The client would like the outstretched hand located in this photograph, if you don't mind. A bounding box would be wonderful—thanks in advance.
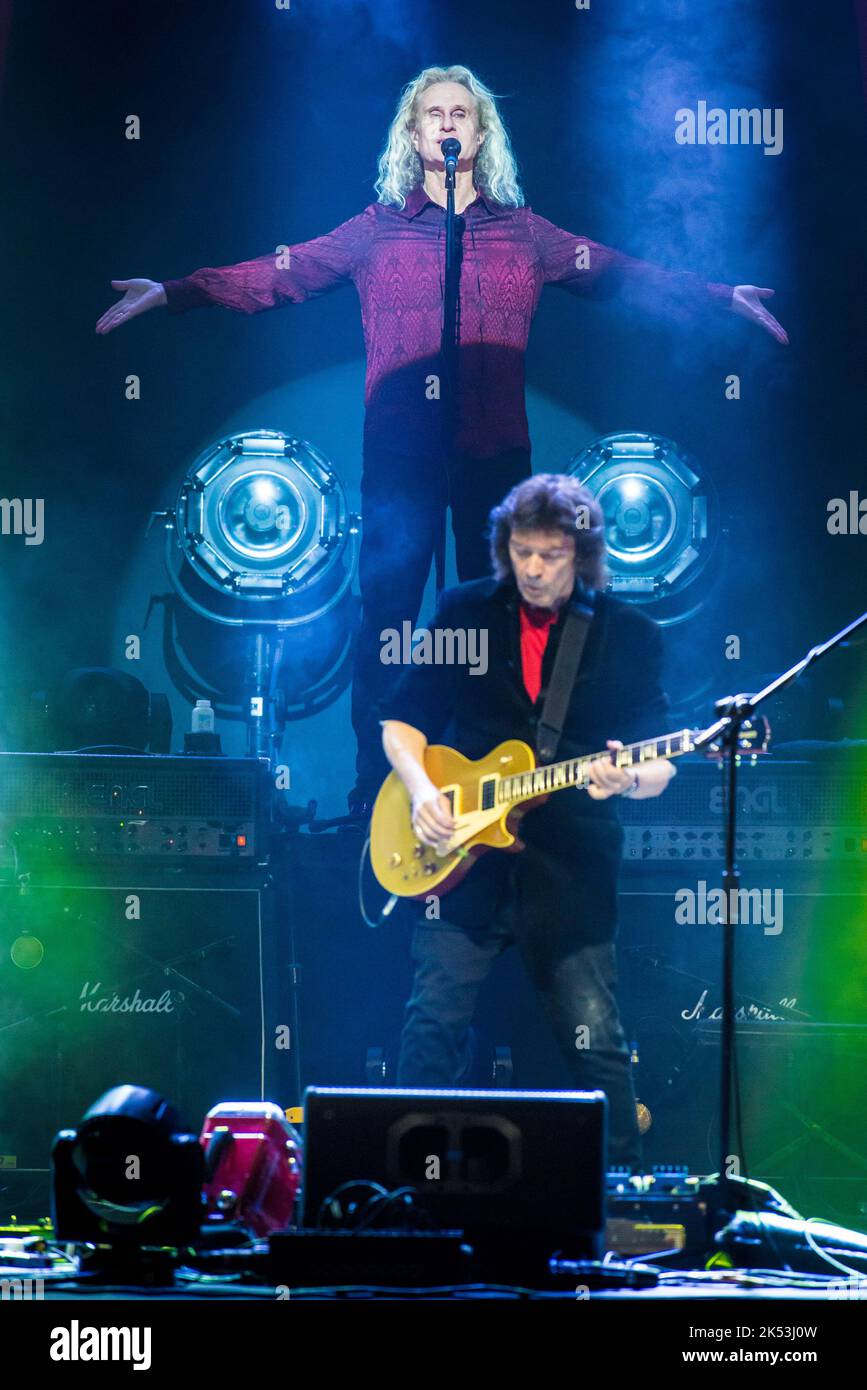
[95,278,167,334]
[731,285,788,345]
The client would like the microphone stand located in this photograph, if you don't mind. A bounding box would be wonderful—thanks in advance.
[692,607,867,1241]
[435,140,462,597]
[442,148,461,386]
[444,154,457,287]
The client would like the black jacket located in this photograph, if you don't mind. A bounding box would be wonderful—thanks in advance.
[377,575,670,945]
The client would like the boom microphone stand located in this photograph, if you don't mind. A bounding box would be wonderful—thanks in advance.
[692,606,867,1236]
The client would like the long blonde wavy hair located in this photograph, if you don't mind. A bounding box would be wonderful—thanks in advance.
[375,65,524,210]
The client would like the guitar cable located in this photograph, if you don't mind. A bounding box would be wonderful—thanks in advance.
[358,830,399,929]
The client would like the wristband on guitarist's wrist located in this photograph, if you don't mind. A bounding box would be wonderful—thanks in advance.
[622,771,640,798]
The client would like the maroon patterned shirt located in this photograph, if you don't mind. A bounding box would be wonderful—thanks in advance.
[163,184,734,461]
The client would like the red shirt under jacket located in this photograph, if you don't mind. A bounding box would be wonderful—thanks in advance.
[519,601,559,703]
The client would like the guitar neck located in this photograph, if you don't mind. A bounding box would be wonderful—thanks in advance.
[499,729,698,807]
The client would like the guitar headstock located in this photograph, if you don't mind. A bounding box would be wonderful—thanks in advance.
[700,715,772,760]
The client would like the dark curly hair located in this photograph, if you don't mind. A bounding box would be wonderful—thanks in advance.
[488,473,608,588]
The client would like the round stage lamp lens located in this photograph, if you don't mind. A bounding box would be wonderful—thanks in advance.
[599,473,678,562]
[569,432,719,616]
[218,472,303,557]
[175,430,351,600]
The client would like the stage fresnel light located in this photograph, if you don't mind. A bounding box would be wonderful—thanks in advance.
[569,432,721,626]
[153,430,360,755]
[171,430,357,609]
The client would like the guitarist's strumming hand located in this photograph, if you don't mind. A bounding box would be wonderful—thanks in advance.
[381,719,458,856]
[587,740,677,801]
[411,784,457,856]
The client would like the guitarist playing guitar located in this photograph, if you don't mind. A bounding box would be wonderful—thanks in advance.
[377,473,678,1167]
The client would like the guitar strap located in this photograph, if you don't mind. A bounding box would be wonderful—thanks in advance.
[535,590,595,765]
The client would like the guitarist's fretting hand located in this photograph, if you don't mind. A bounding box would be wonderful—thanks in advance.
[587,739,676,800]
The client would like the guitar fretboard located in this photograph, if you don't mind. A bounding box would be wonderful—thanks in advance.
[496,729,697,805]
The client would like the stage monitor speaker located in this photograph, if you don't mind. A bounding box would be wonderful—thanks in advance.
[299,1085,607,1258]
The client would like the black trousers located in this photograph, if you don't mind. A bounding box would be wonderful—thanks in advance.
[395,914,641,1166]
[351,446,531,794]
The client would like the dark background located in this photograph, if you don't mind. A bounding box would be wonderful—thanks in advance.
[0,0,866,1182]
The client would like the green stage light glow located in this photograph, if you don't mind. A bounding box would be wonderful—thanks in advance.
[10,935,44,970]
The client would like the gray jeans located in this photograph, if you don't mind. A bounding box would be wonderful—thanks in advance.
[396,915,641,1166]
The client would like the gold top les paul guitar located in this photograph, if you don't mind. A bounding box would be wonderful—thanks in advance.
[370,718,770,900]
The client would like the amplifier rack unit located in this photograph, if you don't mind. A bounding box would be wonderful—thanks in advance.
[0,751,273,869]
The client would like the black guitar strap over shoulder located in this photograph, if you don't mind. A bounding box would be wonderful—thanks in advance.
[535,591,595,765]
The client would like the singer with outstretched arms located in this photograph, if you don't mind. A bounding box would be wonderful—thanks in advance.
[95,63,787,813]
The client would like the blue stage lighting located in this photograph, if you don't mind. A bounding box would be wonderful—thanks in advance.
[175,430,353,600]
[569,432,719,615]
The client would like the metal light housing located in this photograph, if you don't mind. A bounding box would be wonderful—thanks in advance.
[569,432,719,622]
[175,430,351,601]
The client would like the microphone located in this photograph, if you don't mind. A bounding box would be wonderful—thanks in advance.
[441,137,461,176]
